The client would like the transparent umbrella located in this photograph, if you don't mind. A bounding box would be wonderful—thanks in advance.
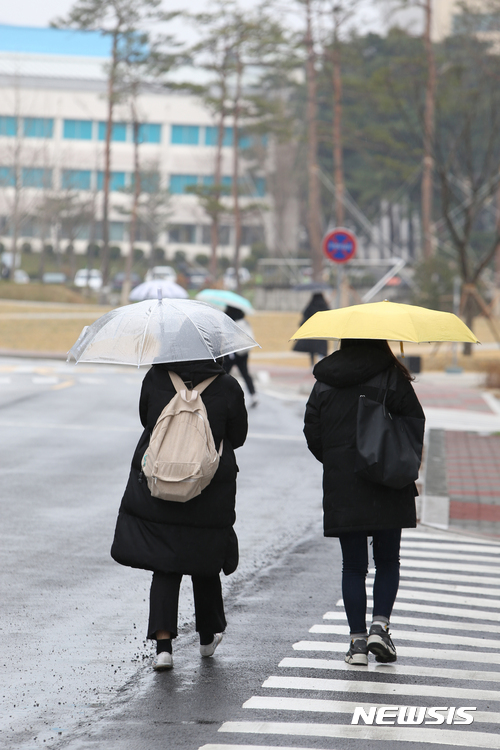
[129,279,188,301]
[67,298,260,366]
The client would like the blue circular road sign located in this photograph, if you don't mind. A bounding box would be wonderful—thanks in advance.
[322,228,357,264]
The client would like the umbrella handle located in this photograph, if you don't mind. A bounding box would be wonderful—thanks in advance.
[157,289,163,301]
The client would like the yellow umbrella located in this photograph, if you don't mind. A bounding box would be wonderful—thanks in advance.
[290,300,479,344]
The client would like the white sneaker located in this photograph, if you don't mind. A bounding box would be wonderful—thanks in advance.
[200,632,223,657]
[152,651,173,670]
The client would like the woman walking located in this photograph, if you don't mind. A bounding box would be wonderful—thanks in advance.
[293,292,329,367]
[303,338,424,665]
[111,358,247,670]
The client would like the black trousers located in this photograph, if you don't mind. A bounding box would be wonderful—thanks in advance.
[224,353,256,395]
[147,571,227,640]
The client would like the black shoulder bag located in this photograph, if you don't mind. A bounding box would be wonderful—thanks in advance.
[355,369,425,489]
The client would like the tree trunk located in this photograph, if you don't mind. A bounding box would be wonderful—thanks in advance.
[422,0,436,259]
[305,0,323,282]
[121,113,140,307]
[100,31,118,291]
[232,54,243,293]
[332,31,344,227]
[210,102,226,280]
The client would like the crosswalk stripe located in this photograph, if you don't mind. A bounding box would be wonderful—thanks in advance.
[402,531,498,545]
[323,611,500,634]
[218,721,500,748]
[293,640,500,665]
[401,541,500,555]
[262,675,499,701]
[369,567,500,586]
[279,657,500,684]
[367,577,500,597]
[243,696,500,726]
[399,549,500,564]
[366,588,500,609]
[339,598,500,621]
[400,558,500,574]
[310,624,499,649]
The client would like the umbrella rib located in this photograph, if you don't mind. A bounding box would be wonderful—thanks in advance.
[137,301,157,366]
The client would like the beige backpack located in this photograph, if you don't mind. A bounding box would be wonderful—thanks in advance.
[142,371,222,502]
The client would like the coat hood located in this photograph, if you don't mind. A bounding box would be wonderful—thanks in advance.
[313,345,393,388]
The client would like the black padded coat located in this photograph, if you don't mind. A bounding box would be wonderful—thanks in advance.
[304,346,425,537]
[111,359,248,576]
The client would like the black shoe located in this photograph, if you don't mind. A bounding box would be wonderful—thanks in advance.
[345,638,368,665]
[367,623,397,663]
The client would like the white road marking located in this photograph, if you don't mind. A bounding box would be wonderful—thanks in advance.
[293,640,500,664]
[339,598,500,621]
[310,624,499,649]
[201,746,334,750]
[0,377,11,384]
[403,531,498,545]
[401,558,500,574]
[323,610,500,634]
[399,549,500,565]
[279,657,500,684]
[0,420,137,432]
[31,376,59,385]
[377,588,500,609]
[262,675,499,701]
[243,696,500,725]
[247,431,304,442]
[218,721,500,748]
[367,577,500,597]
[401,541,500,555]
[369,567,500,586]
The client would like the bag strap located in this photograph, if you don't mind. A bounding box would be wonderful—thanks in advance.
[168,371,219,402]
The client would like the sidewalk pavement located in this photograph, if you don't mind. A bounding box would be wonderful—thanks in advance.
[251,361,500,539]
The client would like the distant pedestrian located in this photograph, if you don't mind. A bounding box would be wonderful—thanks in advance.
[303,338,425,665]
[223,305,258,407]
[293,292,330,367]
[111,359,248,670]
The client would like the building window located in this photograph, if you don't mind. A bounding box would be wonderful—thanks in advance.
[63,119,93,140]
[201,224,230,245]
[98,121,127,142]
[171,125,199,145]
[169,224,196,243]
[241,225,265,245]
[97,171,126,191]
[0,166,15,187]
[169,174,198,194]
[238,133,251,149]
[253,177,266,197]
[110,221,125,241]
[138,123,161,143]
[138,171,160,193]
[204,126,233,147]
[22,168,52,189]
[23,118,54,138]
[61,169,91,190]
[201,175,232,191]
[0,116,17,137]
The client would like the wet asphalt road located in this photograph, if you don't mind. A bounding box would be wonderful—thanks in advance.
[0,359,324,749]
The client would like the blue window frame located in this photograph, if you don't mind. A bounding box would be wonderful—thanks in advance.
[139,171,160,193]
[63,119,92,140]
[0,116,17,137]
[61,169,91,190]
[0,166,15,186]
[97,171,126,191]
[98,121,127,142]
[201,175,232,190]
[204,126,233,147]
[238,133,251,149]
[138,123,161,143]
[171,125,199,145]
[110,221,125,241]
[22,168,52,188]
[169,174,198,194]
[23,118,53,138]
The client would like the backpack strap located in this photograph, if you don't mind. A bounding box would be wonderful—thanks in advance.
[168,371,219,402]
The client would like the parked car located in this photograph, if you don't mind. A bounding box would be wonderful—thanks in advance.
[183,267,210,290]
[111,272,142,291]
[144,266,177,283]
[224,267,251,290]
[74,268,103,291]
[42,272,67,285]
[13,269,30,284]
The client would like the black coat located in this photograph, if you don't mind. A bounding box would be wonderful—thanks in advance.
[304,346,425,536]
[111,359,248,577]
[293,293,329,357]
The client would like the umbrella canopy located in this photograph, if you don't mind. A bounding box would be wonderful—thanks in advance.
[67,298,259,367]
[290,300,479,344]
[196,288,254,315]
[129,279,188,301]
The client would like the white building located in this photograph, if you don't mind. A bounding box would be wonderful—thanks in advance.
[0,24,285,264]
